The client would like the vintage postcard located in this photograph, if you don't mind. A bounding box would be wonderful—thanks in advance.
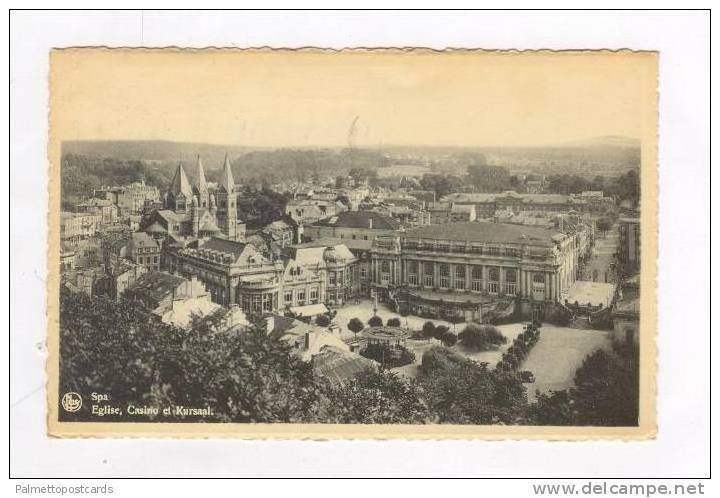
[47,48,657,439]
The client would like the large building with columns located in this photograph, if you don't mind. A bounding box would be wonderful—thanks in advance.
[369,222,583,322]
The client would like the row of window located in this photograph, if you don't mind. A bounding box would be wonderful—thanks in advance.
[283,287,320,306]
[137,256,158,265]
[403,242,520,257]
[328,269,352,285]
[404,262,519,282]
[407,273,519,294]
[241,293,274,312]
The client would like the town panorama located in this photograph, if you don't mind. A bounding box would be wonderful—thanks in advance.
[58,140,641,427]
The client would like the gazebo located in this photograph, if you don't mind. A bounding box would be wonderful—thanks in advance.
[359,326,412,347]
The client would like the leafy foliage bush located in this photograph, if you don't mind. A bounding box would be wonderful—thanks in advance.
[315,314,331,327]
[418,352,528,425]
[367,315,383,327]
[440,332,458,347]
[59,288,636,427]
[419,346,465,375]
[386,317,401,327]
[529,343,639,426]
[322,369,434,424]
[495,323,541,372]
[421,321,436,338]
[347,317,364,335]
[59,289,326,423]
[458,323,507,351]
[359,343,415,369]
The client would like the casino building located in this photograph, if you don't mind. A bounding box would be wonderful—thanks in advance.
[369,221,586,322]
[165,236,357,314]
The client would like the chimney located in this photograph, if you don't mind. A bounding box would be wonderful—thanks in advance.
[304,331,311,350]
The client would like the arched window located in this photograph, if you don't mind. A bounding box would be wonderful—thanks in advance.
[472,266,483,280]
[505,269,517,282]
[489,268,500,281]
[533,272,545,284]
[439,264,450,288]
[381,261,390,273]
[409,261,419,274]
[455,265,465,277]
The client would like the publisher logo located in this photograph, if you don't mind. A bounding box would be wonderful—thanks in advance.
[61,392,82,413]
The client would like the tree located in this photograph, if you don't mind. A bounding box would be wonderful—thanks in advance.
[419,346,465,374]
[367,315,383,327]
[418,353,528,424]
[441,332,457,347]
[387,317,401,327]
[466,164,512,192]
[324,370,434,424]
[433,324,450,341]
[347,317,364,336]
[315,314,331,327]
[458,323,507,351]
[359,343,415,369]
[421,321,436,339]
[527,344,639,427]
[59,289,328,423]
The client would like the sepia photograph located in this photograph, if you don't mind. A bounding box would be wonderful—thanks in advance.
[46,48,657,439]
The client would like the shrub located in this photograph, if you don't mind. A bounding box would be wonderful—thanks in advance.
[421,321,436,338]
[420,346,465,374]
[387,317,401,327]
[367,315,383,327]
[440,332,457,347]
[347,317,364,335]
[433,324,449,340]
[458,323,507,351]
[315,314,331,327]
[360,342,415,369]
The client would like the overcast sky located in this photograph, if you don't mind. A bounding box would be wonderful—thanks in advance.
[51,49,656,148]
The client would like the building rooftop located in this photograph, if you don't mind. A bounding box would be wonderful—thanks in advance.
[310,211,401,230]
[291,237,372,252]
[199,237,248,258]
[402,221,563,247]
[127,271,187,305]
[312,346,377,386]
[131,231,159,249]
[443,191,579,205]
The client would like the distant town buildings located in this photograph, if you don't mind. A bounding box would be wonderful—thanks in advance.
[443,190,614,217]
[304,211,401,244]
[61,212,102,241]
[94,181,160,215]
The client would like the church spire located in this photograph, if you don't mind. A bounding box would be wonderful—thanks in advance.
[194,154,209,194]
[220,153,235,193]
[168,162,193,199]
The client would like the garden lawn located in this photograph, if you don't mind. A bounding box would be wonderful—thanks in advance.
[331,299,455,341]
[520,326,613,401]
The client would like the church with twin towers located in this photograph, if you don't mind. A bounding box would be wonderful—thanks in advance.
[161,153,243,241]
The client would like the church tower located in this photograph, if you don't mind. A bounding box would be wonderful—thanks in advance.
[165,162,193,213]
[192,154,210,209]
[216,153,239,240]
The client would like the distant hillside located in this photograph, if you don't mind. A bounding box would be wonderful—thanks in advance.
[61,141,263,170]
[554,135,641,149]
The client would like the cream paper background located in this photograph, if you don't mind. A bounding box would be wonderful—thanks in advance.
[9,10,709,477]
